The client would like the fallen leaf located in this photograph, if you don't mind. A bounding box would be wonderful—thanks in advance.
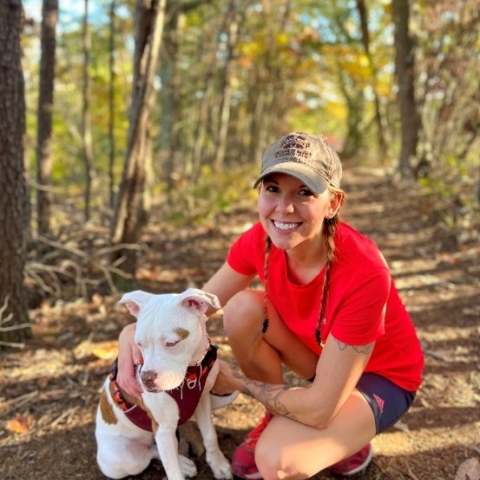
[92,341,118,360]
[6,414,33,434]
[455,457,480,480]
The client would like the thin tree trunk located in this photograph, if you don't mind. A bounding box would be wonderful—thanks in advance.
[249,0,292,157]
[0,0,31,348]
[108,0,116,209]
[393,0,420,179]
[214,0,244,171]
[356,0,387,160]
[36,0,58,236]
[190,33,218,177]
[110,0,167,289]
[161,0,182,200]
[82,0,94,221]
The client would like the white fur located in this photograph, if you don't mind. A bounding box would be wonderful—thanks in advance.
[95,288,232,480]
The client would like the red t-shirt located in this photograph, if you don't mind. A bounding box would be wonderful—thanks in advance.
[227,221,424,391]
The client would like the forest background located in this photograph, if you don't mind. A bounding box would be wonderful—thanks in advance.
[1,0,479,340]
[0,0,479,479]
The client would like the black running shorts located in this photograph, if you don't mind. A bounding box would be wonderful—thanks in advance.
[355,372,416,434]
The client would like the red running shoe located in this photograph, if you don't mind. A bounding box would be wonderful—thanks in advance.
[231,411,273,479]
[329,443,373,476]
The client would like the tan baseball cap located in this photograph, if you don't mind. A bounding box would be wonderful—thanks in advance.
[253,132,342,193]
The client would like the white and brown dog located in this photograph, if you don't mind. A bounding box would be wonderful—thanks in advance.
[95,288,233,480]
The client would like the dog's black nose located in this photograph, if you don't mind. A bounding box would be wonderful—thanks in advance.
[140,370,157,389]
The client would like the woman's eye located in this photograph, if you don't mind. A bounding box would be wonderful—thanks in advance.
[265,185,279,193]
[299,189,314,197]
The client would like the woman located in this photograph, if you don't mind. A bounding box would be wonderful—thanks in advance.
[117,132,424,479]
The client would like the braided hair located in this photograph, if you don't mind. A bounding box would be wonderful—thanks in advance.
[262,188,344,347]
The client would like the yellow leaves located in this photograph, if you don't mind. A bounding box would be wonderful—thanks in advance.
[238,31,294,62]
[358,53,370,68]
[238,40,264,59]
[276,33,290,48]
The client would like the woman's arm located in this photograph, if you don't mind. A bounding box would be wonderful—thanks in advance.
[218,334,374,429]
[202,261,256,311]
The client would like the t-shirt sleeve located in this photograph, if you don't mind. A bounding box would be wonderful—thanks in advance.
[330,267,390,345]
[227,222,264,277]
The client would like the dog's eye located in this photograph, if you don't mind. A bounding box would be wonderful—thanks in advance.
[166,340,179,348]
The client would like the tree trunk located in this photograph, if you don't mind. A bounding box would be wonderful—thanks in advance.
[214,0,244,171]
[108,0,117,209]
[356,0,387,161]
[82,0,94,222]
[36,0,58,236]
[338,70,365,159]
[190,28,218,177]
[109,0,167,290]
[393,0,420,179]
[160,0,182,201]
[0,0,31,348]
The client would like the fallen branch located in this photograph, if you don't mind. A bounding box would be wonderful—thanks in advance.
[26,236,148,298]
[0,296,27,348]
[0,391,39,418]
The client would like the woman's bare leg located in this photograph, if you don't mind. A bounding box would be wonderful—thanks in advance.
[223,290,377,480]
[223,290,319,383]
[255,390,376,480]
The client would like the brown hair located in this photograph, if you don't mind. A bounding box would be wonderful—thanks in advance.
[263,188,345,346]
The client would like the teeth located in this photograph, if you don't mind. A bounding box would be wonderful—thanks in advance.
[274,221,298,231]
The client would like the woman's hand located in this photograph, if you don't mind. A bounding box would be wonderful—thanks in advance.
[213,359,244,395]
[116,323,143,399]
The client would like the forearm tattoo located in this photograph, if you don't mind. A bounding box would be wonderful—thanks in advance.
[234,373,299,420]
[334,338,374,354]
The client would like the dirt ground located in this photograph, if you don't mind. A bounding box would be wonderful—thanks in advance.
[1,165,479,480]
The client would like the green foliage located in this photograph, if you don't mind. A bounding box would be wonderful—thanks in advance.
[21,0,479,242]
[23,0,133,188]
[165,164,258,226]
[418,153,478,234]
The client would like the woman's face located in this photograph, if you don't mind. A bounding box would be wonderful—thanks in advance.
[257,173,338,252]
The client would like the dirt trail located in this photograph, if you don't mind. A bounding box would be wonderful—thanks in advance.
[0,166,479,480]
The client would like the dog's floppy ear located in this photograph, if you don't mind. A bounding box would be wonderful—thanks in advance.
[180,288,221,315]
[118,290,152,318]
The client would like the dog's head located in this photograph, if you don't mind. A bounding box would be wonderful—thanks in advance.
[118,288,220,393]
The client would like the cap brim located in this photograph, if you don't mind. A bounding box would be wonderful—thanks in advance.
[253,162,329,194]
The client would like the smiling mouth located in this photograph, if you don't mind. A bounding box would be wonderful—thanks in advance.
[272,220,300,231]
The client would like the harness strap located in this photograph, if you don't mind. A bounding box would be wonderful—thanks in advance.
[109,344,218,431]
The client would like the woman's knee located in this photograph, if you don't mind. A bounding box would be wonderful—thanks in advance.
[255,440,283,480]
[223,290,264,337]
[255,437,307,480]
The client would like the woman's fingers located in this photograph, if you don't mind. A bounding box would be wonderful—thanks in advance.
[117,323,143,399]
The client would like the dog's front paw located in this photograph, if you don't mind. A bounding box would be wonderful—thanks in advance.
[207,451,233,479]
[179,454,197,478]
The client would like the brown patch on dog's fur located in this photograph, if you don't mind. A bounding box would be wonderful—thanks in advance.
[99,386,118,425]
[174,327,190,340]
[103,379,158,431]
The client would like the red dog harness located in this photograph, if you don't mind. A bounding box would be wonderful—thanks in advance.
[109,344,218,431]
